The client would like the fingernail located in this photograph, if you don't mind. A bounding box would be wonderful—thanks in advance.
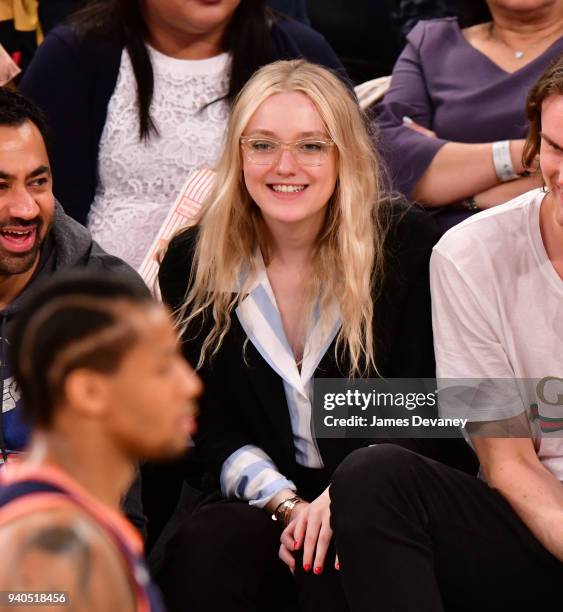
[314,566,322,575]
[402,115,414,124]
[336,562,340,570]
[304,564,311,572]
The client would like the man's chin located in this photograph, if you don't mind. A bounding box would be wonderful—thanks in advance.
[0,248,41,277]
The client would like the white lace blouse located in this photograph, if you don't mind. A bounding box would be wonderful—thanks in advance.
[88,46,230,269]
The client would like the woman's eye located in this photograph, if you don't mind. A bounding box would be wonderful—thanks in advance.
[299,141,323,153]
[251,141,276,152]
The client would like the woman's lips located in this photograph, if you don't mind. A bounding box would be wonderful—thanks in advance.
[267,184,309,200]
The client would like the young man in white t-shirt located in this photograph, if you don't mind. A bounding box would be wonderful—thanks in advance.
[328,58,563,611]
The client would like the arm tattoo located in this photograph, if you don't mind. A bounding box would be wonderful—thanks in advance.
[15,523,93,599]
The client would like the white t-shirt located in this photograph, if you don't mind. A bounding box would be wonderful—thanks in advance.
[431,188,563,480]
[88,47,230,270]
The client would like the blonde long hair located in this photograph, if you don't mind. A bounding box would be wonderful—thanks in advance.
[175,60,389,376]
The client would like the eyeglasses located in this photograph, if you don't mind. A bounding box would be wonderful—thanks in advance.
[240,136,335,166]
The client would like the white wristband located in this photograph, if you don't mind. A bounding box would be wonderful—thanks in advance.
[492,140,519,182]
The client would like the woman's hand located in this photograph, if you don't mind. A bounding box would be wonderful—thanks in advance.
[278,486,339,575]
[402,116,437,138]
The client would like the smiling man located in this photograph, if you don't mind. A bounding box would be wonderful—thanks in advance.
[0,88,145,471]
[330,56,563,611]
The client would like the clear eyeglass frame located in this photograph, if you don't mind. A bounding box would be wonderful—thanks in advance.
[240,136,335,166]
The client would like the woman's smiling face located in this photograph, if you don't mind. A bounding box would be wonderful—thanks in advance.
[241,91,338,234]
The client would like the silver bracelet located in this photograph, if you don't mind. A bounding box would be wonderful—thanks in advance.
[492,140,519,182]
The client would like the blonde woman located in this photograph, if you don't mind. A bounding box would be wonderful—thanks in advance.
[156,60,463,611]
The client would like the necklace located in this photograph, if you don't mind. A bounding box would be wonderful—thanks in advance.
[488,22,559,60]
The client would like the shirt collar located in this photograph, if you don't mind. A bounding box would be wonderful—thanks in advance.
[236,251,341,395]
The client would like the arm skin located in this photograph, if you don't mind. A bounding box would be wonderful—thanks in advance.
[471,427,563,562]
[471,173,544,209]
[0,507,136,612]
[412,139,529,207]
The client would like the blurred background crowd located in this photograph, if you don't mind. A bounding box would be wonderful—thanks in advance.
[1,1,492,81]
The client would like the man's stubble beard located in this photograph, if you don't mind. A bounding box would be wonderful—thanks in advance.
[0,243,42,276]
[0,218,48,277]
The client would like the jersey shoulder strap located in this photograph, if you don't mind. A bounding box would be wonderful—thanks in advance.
[0,480,66,508]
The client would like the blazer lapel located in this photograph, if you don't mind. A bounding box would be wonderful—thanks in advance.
[234,259,298,460]
[232,318,296,464]
[301,299,341,384]
[235,255,303,392]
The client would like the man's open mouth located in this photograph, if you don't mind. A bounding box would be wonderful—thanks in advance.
[0,226,38,253]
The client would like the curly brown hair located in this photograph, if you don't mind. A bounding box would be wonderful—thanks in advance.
[523,54,563,169]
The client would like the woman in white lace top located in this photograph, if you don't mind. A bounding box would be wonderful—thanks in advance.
[20,0,346,269]
[89,45,231,269]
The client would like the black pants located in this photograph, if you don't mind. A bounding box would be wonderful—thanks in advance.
[151,481,348,612]
[331,444,563,612]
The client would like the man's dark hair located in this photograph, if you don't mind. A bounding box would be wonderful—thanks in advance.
[70,0,276,139]
[523,55,563,170]
[0,87,50,148]
[10,271,153,428]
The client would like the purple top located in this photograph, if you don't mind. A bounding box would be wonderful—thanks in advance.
[376,17,563,198]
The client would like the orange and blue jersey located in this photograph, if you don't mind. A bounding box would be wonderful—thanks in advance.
[0,461,165,612]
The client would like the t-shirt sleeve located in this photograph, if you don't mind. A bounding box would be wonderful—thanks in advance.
[430,248,526,422]
[374,21,448,198]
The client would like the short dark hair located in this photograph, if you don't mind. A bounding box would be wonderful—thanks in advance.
[523,55,563,169]
[10,271,153,428]
[0,87,50,148]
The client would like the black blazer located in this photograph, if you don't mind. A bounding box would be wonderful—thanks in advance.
[159,206,474,495]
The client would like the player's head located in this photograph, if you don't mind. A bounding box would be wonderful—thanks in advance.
[11,271,201,459]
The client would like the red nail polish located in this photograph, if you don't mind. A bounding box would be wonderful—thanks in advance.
[293,541,299,550]
[304,564,311,572]
[314,566,322,575]
[335,562,340,570]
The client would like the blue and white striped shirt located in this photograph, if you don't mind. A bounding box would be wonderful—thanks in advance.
[220,253,341,507]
